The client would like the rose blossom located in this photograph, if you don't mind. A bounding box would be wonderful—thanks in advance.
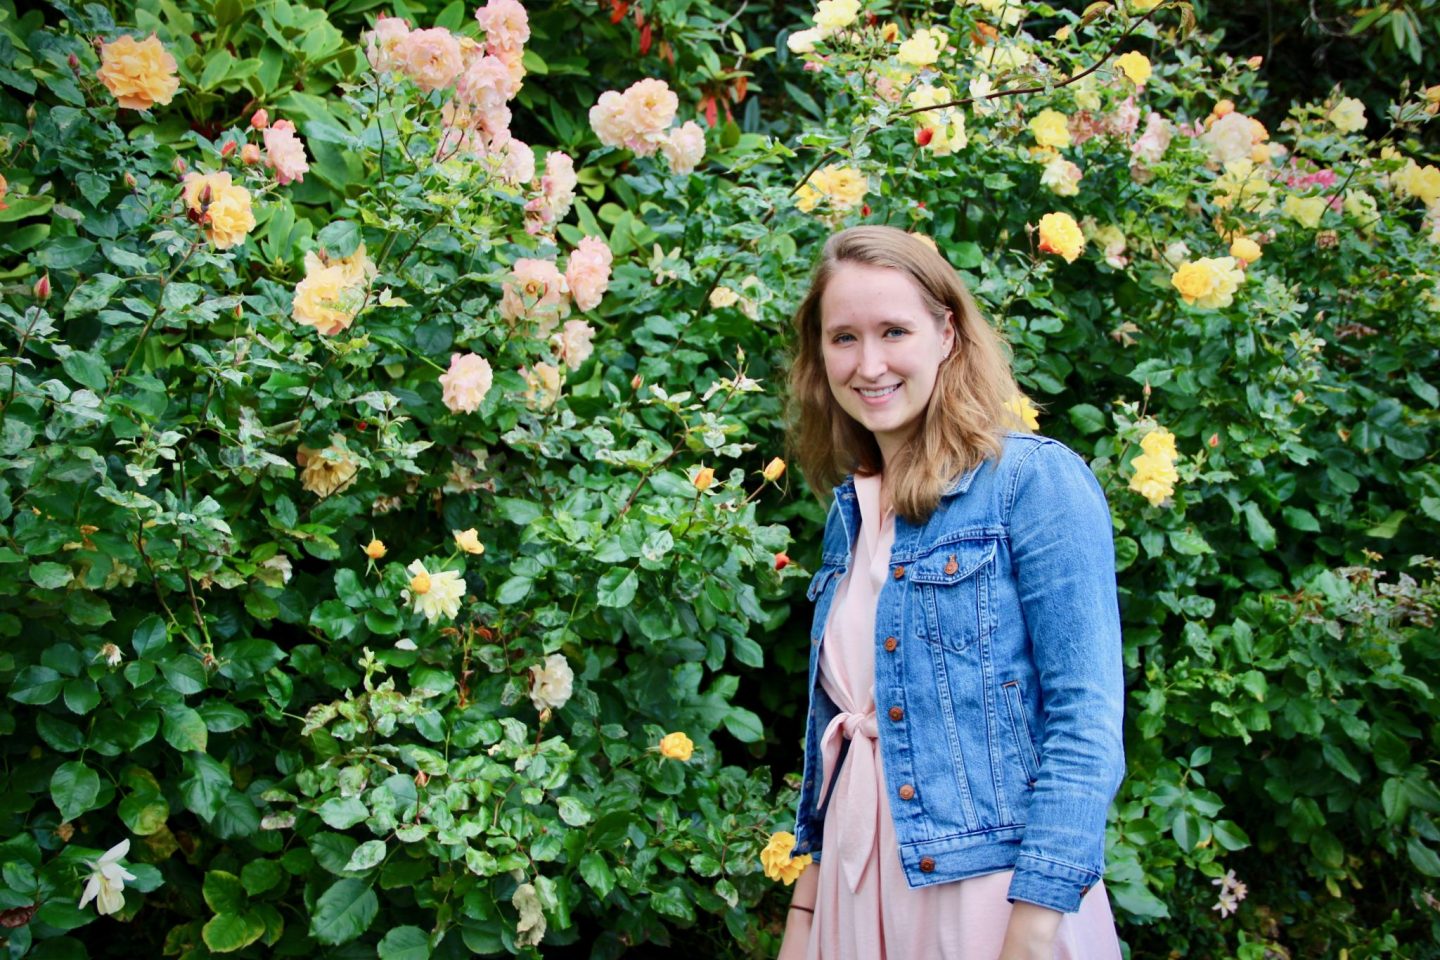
[661,120,706,175]
[565,236,613,312]
[500,258,568,329]
[499,139,535,184]
[475,0,530,60]
[529,653,574,711]
[397,27,464,92]
[1131,112,1173,164]
[439,352,494,413]
[263,119,309,185]
[365,15,411,73]
[551,319,596,371]
[96,34,180,110]
[455,53,514,109]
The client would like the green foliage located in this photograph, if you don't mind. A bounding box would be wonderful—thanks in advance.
[0,0,1437,958]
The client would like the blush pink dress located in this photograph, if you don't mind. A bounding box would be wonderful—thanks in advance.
[805,473,1122,960]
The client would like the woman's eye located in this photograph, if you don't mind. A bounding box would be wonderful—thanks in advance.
[884,327,908,338]
[832,333,855,344]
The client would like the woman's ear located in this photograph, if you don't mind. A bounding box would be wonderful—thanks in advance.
[941,310,956,359]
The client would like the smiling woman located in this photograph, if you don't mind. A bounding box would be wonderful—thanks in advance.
[780,227,1126,960]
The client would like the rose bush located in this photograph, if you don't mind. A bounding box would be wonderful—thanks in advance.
[0,0,1437,958]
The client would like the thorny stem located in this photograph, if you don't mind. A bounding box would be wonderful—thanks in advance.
[111,239,204,395]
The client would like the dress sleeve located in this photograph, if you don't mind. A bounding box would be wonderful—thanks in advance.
[1002,440,1126,913]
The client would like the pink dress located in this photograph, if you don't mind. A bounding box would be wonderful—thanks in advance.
[805,473,1122,960]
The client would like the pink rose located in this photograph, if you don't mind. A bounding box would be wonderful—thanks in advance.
[525,151,577,234]
[551,319,596,371]
[263,119,309,185]
[500,139,535,184]
[660,120,705,175]
[1131,111,1173,164]
[397,27,463,92]
[1109,96,1140,137]
[475,0,530,60]
[565,236,613,312]
[618,78,677,155]
[456,53,513,110]
[440,352,494,414]
[501,258,568,330]
[365,15,411,73]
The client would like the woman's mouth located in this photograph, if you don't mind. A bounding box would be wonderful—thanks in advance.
[856,384,900,402]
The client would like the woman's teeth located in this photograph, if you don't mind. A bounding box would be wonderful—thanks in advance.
[858,385,899,398]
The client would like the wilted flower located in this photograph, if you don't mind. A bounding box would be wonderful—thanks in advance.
[453,529,485,555]
[181,171,255,250]
[1211,869,1249,919]
[1131,111,1173,164]
[298,435,361,498]
[1200,111,1268,165]
[257,554,293,587]
[78,840,136,915]
[97,34,180,110]
[403,560,465,623]
[1040,156,1082,197]
[659,731,694,761]
[99,643,123,667]
[897,27,945,67]
[1283,194,1327,229]
[760,831,812,885]
[501,258,569,329]
[439,352,494,414]
[1037,212,1085,263]
[523,362,563,410]
[529,653,574,711]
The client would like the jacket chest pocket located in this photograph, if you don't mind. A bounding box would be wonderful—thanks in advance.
[806,564,845,641]
[910,540,996,653]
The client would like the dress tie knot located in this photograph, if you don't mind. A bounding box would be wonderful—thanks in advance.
[818,708,882,893]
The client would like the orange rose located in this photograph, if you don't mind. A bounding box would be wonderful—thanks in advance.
[97,34,180,110]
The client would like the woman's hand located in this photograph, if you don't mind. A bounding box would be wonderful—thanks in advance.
[996,901,1063,960]
[775,867,819,960]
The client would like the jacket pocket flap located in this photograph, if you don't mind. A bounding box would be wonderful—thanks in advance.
[806,565,843,601]
[909,541,996,584]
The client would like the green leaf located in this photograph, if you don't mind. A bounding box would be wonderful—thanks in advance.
[1066,403,1106,435]
[1365,510,1406,539]
[318,796,369,829]
[60,351,109,392]
[556,796,592,827]
[203,870,248,915]
[379,926,431,960]
[118,793,170,836]
[162,655,207,695]
[50,760,101,821]
[1167,529,1213,556]
[132,614,168,658]
[240,859,283,896]
[202,911,266,953]
[180,752,233,820]
[35,237,97,270]
[723,707,764,743]
[495,576,534,605]
[1408,838,1440,877]
[163,705,209,752]
[344,839,387,872]
[578,851,614,900]
[317,220,362,258]
[65,274,124,317]
[596,568,638,608]
[30,562,74,589]
[1240,503,1276,550]
[9,665,64,705]
[309,878,379,945]
[1322,742,1363,784]
[61,679,100,715]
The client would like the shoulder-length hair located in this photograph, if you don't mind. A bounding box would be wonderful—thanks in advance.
[787,225,1024,522]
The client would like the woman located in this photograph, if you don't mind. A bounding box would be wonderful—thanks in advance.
[778,226,1125,960]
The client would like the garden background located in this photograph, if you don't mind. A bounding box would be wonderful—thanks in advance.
[0,0,1437,957]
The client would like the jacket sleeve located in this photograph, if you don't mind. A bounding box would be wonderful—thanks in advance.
[1002,440,1126,913]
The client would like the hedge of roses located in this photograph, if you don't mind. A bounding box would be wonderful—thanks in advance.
[0,0,1437,958]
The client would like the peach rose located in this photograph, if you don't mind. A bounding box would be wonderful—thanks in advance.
[551,319,596,371]
[501,258,568,330]
[397,27,464,92]
[439,352,494,414]
[263,119,309,185]
[661,120,706,175]
[97,34,180,110]
[564,236,613,312]
[365,15,411,73]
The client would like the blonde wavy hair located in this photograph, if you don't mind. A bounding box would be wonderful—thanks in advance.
[787,226,1024,522]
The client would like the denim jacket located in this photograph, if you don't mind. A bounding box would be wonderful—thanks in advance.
[792,433,1125,914]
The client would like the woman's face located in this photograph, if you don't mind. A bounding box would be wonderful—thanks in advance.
[819,262,954,466]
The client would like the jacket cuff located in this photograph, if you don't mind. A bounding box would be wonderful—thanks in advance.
[1005,853,1099,914]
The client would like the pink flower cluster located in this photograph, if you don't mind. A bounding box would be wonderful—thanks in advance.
[1283,163,1338,191]
[499,239,613,336]
[1068,96,1140,148]
[525,152,577,235]
[263,119,309,185]
[590,78,707,175]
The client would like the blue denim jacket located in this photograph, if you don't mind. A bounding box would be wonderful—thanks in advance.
[792,433,1125,913]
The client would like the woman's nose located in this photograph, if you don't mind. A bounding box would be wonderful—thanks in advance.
[857,339,886,379]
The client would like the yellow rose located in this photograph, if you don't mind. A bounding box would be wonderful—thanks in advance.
[1327,96,1366,134]
[760,831,812,885]
[97,34,180,110]
[693,466,715,492]
[1036,212,1085,263]
[795,164,868,214]
[814,0,860,34]
[659,732,694,761]
[1343,189,1379,223]
[409,569,432,595]
[297,435,361,498]
[1170,257,1244,309]
[1127,452,1178,507]
[1283,194,1328,230]
[180,172,254,249]
[453,528,485,555]
[1229,236,1262,264]
[1005,395,1040,431]
[897,28,945,67]
[292,245,376,336]
[762,457,786,482]
[1393,159,1440,206]
[1139,426,1177,459]
[364,538,387,559]
[1028,108,1071,150]
[1114,51,1152,86]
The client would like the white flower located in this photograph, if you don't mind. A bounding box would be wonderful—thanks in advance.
[529,653,574,711]
[403,560,466,624]
[99,643,123,667]
[78,839,136,916]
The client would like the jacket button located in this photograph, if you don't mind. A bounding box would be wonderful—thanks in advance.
[888,706,903,722]
[898,784,915,800]
[883,636,897,652]
[1081,884,1091,897]
[918,856,936,872]
[892,565,905,579]
[944,556,958,575]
